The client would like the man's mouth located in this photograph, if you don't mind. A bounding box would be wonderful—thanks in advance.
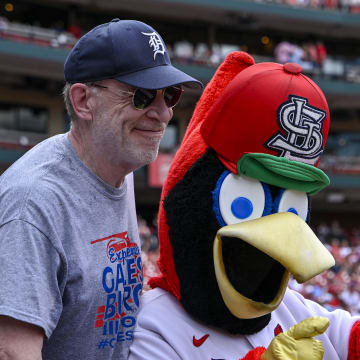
[134,127,164,132]
[133,127,164,138]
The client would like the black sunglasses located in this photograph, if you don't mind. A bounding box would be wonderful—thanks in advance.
[90,83,184,110]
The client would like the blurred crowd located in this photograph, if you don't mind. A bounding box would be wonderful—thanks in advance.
[139,214,360,315]
[274,40,327,73]
[0,15,80,49]
[256,0,360,13]
[2,13,360,83]
[138,215,160,290]
[291,221,360,315]
[170,39,360,84]
[171,39,328,78]
[168,41,247,67]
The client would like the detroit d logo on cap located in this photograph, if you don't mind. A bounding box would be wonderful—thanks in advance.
[141,31,166,60]
[265,95,326,165]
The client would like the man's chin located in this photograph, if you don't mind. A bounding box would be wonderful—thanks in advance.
[126,146,159,169]
[142,148,159,165]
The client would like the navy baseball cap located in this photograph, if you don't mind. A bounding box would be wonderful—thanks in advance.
[64,19,203,89]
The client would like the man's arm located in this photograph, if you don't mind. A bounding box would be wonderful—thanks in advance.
[0,316,44,360]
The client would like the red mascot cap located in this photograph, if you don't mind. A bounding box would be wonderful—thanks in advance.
[200,62,330,195]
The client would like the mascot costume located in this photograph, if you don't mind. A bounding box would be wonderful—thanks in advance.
[129,52,360,360]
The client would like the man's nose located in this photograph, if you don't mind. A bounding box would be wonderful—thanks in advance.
[146,92,173,123]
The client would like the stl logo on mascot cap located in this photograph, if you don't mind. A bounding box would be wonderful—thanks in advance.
[200,62,330,195]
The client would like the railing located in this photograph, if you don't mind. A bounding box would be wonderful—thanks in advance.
[0,17,77,49]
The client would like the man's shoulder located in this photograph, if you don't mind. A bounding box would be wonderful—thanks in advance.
[1,134,67,180]
[1,134,71,191]
[0,134,76,219]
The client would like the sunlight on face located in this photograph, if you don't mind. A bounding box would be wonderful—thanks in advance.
[89,82,172,171]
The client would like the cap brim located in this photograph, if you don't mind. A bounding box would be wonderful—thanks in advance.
[237,153,330,196]
[114,64,203,90]
[217,154,238,174]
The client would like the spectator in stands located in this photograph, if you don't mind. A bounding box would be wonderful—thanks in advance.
[349,0,360,12]
[326,0,339,8]
[194,42,211,65]
[67,4,83,39]
[149,212,160,252]
[349,227,360,246]
[339,238,352,258]
[316,221,331,242]
[173,40,194,64]
[288,42,314,71]
[330,219,345,238]
[139,213,161,290]
[274,40,295,63]
[309,0,323,8]
[141,248,161,290]
[303,41,318,67]
[138,215,152,250]
[0,19,202,360]
[316,40,327,71]
[67,23,82,39]
[0,16,8,32]
[340,283,360,315]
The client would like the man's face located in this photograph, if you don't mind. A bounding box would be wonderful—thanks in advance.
[89,79,173,172]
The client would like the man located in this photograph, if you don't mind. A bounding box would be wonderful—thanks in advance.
[0,19,202,359]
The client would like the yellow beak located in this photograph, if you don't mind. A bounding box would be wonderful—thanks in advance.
[213,212,335,319]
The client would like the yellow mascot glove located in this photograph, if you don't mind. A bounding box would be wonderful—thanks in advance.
[261,317,330,360]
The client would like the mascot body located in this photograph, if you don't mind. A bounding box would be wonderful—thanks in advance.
[129,52,360,360]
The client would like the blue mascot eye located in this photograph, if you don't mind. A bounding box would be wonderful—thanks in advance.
[287,207,298,215]
[212,171,272,226]
[231,197,253,219]
[273,189,308,221]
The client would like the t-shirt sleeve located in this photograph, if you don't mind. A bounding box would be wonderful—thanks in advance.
[0,219,64,338]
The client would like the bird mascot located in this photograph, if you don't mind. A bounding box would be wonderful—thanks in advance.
[128,52,360,360]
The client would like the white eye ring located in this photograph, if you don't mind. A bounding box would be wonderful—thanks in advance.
[217,172,268,225]
[273,189,308,221]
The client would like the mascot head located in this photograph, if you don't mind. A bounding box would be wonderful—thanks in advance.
[149,52,334,334]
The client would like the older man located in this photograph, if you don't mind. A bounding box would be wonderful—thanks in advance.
[0,19,201,360]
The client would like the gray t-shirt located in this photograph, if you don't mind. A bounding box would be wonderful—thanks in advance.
[0,133,142,359]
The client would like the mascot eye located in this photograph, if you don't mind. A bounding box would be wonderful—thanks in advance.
[213,171,272,226]
[273,189,309,221]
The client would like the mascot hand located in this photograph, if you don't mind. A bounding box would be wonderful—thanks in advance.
[261,317,330,360]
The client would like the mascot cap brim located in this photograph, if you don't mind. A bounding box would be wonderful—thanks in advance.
[235,153,330,196]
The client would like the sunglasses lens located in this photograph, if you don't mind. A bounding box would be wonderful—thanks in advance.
[133,89,157,110]
[164,86,183,108]
[133,87,183,110]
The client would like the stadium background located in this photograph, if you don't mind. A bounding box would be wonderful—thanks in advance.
[1,0,360,313]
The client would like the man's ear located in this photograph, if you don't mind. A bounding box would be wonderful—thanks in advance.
[69,83,93,121]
